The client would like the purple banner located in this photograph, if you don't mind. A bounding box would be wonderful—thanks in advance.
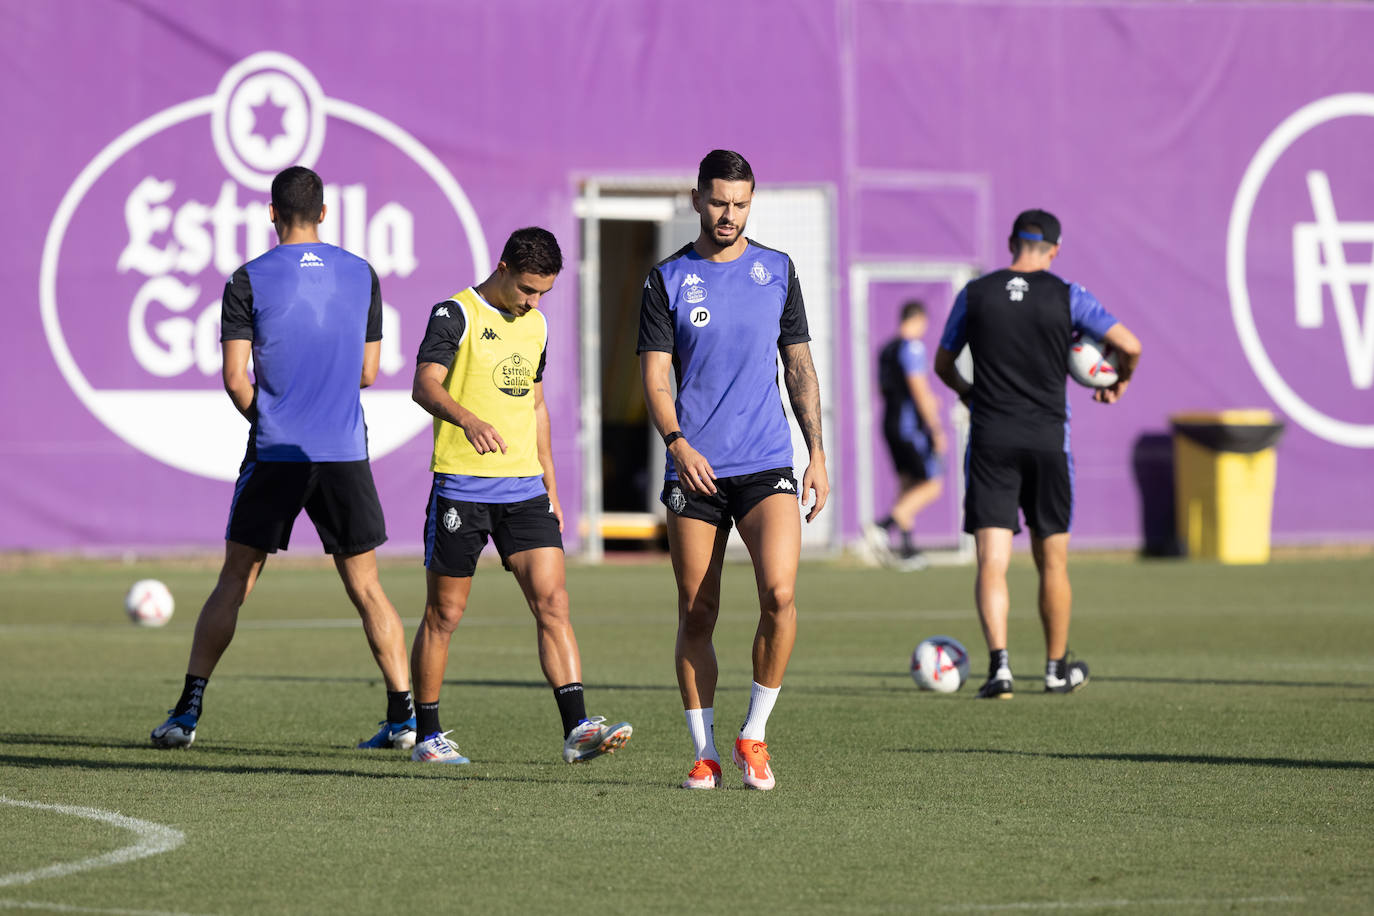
[4,1,1371,552]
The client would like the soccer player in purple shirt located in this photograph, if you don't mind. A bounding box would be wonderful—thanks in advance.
[150,167,414,751]
[934,209,1141,699]
[638,150,830,790]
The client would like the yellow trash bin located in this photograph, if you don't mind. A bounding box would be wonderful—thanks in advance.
[1170,410,1285,564]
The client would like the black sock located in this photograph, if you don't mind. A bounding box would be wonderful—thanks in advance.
[174,675,207,718]
[899,530,915,553]
[553,683,587,738]
[386,690,414,724]
[989,649,1009,677]
[877,515,895,531]
[416,702,441,740]
[1047,657,1067,680]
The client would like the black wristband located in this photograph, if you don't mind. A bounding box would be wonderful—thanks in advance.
[663,431,683,448]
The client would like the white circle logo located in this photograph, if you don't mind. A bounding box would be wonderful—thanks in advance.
[212,53,326,191]
[689,306,711,328]
[1228,93,1374,448]
[40,52,491,480]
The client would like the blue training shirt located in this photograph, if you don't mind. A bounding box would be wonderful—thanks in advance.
[637,241,810,480]
[221,242,382,462]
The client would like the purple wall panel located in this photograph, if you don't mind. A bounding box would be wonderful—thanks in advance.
[4,0,1372,552]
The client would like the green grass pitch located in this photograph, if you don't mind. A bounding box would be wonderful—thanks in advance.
[1,553,1371,914]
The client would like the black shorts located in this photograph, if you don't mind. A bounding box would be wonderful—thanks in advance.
[226,459,387,554]
[424,490,563,578]
[963,445,1073,537]
[884,426,941,482]
[660,467,798,530]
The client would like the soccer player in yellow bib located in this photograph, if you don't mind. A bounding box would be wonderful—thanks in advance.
[407,227,631,764]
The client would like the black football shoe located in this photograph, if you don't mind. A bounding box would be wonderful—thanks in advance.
[975,668,1014,699]
[1045,660,1090,694]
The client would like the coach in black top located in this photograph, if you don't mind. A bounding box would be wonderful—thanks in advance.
[934,209,1141,699]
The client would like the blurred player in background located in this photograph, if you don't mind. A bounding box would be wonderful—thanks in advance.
[407,227,631,765]
[934,209,1141,699]
[638,149,829,791]
[867,300,947,570]
[151,166,415,751]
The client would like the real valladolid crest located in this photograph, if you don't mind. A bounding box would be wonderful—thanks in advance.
[41,51,491,480]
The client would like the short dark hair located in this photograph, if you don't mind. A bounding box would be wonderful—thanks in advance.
[900,300,927,322]
[697,149,755,194]
[270,166,324,226]
[500,227,563,276]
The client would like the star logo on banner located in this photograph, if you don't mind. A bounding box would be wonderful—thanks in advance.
[249,92,288,145]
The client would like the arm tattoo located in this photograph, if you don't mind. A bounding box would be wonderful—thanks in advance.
[781,342,824,453]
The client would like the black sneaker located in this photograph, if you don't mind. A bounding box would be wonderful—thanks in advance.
[975,668,1014,699]
[1045,660,1090,693]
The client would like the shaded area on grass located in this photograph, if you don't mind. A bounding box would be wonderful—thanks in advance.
[901,746,1374,771]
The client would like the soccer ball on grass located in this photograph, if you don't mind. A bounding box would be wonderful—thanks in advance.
[125,579,174,627]
[910,636,969,693]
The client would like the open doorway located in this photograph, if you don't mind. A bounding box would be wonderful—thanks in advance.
[576,181,837,560]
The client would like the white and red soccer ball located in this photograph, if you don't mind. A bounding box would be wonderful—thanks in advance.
[1068,333,1121,389]
[125,579,174,627]
[910,636,970,693]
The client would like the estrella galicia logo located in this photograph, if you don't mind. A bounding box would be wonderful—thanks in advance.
[41,51,492,479]
[493,353,534,396]
[1228,93,1374,448]
[683,283,707,305]
[689,307,711,328]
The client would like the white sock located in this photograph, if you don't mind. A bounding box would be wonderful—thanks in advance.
[738,681,781,742]
[684,707,719,762]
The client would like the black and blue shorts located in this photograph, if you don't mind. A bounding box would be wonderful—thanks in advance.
[963,446,1073,537]
[226,459,387,554]
[424,490,562,578]
[660,466,798,530]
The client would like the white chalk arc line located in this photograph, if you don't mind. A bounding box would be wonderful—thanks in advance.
[0,900,202,915]
[0,797,185,889]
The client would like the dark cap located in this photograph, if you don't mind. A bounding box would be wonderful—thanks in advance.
[1011,209,1062,245]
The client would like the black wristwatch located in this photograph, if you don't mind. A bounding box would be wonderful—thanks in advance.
[663,431,684,447]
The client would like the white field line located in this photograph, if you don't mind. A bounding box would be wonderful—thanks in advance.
[0,901,206,916]
[938,895,1304,912]
[0,798,184,890]
[231,608,972,630]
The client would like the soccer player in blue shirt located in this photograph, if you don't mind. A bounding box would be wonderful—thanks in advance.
[934,209,1141,699]
[151,167,414,751]
[638,150,830,790]
[868,300,947,569]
